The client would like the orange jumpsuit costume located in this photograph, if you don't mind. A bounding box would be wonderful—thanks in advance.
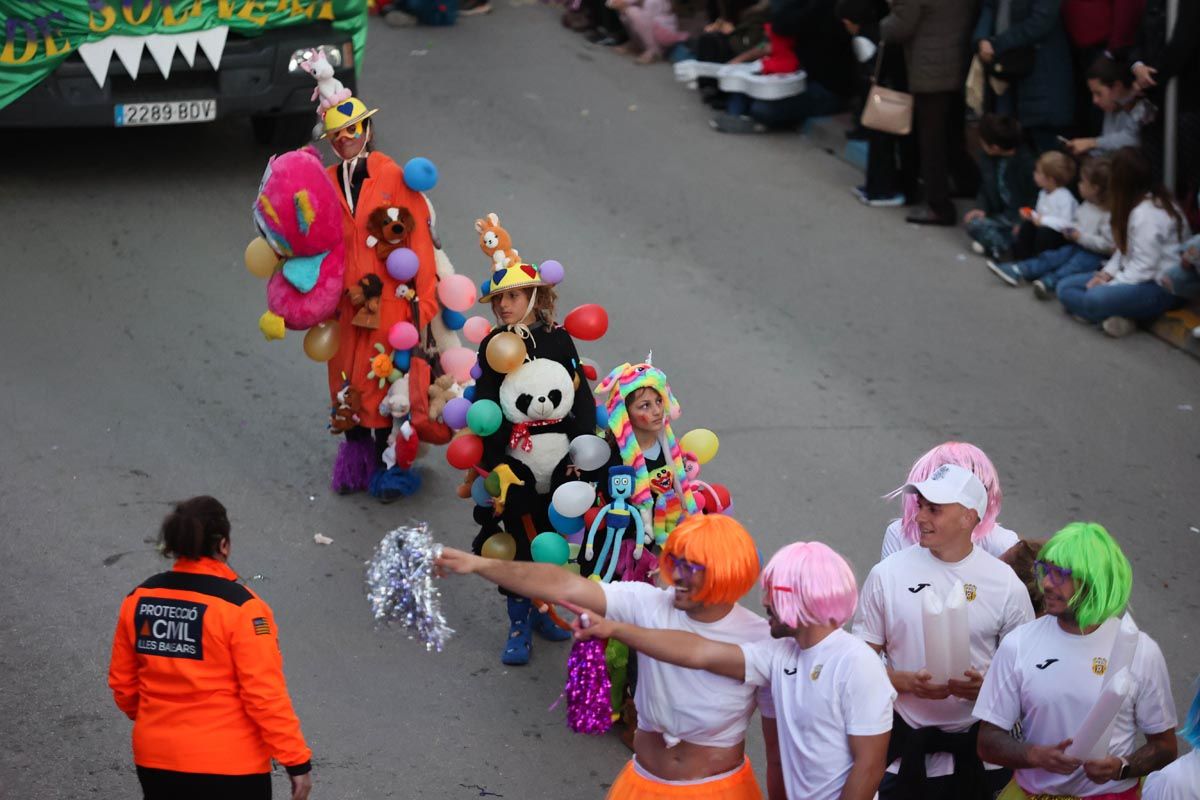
[107,557,311,777]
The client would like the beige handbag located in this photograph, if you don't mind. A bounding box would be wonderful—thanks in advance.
[860,44,913,136]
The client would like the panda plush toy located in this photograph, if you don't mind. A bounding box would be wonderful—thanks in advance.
[498,358,576,495]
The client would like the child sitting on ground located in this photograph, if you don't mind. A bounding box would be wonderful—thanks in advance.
[964,114,1038,260]
[1065,56,1154,158]
[1008,151,1079,260]
[987,156,1113,298]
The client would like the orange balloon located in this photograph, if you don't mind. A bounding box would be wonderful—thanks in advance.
[481,532,516,561]
[485,331,526,373]
[303,321,340,362]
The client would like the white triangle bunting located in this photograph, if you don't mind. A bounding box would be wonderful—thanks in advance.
[110,36,144,80]
[195,26,228,71]
[78,39,116,89]
[144,35,176,79]
[175,32,197,67]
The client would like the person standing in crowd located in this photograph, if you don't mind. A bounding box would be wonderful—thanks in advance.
[1060,0,1144,134]
[1056,146,1190,337]
[107,497,313,800]
[880,442,1020,561]
[568,541,896,800]
[974,0,1076,155]
[974,522,1178,800]
[437,515,772,800]
[854,464,1035,800]
[880,0,979,226]
[1143,676,1200,800]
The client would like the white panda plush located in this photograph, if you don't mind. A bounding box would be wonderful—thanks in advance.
[499,358,576,494]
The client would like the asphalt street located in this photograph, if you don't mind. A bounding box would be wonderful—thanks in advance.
[2,5,1199,798]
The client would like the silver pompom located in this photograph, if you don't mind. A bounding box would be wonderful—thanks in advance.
[366,523,454,652]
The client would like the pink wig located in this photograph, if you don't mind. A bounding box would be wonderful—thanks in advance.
[761,542,858,628]
[898,441,1002,545]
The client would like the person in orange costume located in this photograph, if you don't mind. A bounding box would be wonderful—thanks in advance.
[108,496,313,800]
[319,95,441,498]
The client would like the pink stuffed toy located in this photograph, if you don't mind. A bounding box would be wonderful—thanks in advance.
[254,146,345,330]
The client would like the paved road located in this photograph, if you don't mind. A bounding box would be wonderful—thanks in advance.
[2,5,1198,798]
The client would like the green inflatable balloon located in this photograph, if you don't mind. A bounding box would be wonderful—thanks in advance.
[467,399,503,437]
[484,470,501,497]
[531,532,570,566]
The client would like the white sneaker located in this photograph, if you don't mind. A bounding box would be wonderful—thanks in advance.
[1101,317,1137,338]
[971,241,985,255]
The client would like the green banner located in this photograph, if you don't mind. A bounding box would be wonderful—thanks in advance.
[0,0,368,110]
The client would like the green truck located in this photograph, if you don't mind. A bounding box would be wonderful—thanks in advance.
[0,0,367,143]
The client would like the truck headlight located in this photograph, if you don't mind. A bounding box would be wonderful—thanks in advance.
[288,45,343,73]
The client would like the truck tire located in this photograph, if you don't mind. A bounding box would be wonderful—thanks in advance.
[251,112,317,147]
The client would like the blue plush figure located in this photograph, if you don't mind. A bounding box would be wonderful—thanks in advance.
[584,466,647,583]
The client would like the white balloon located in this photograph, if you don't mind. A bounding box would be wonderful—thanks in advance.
[552,481,597,518]
[569,434,611,472]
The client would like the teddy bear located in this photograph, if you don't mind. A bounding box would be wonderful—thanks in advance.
[347,273,383,329]
[329,383,364,434]
[427,374,465,423]
[474,212,519,271]
[365,205,417,261]
[378,376,411,419]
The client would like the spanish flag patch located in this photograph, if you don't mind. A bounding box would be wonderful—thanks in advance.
[253,617,271,636]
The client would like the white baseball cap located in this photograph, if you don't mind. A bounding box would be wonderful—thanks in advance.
[898,463,988,521]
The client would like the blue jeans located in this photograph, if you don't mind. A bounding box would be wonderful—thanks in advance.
[1162,264,1200,299]
[726,79,844,128]
[1057,273,1181,322]
[966,216,1018,259]
[1016,245,1105,289]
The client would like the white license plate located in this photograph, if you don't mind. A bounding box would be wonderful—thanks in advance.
[114,99,216,127]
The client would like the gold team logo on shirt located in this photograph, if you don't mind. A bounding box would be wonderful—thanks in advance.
[811,664,823,681]
[964,583,978,602]
[1093,657,1108,676]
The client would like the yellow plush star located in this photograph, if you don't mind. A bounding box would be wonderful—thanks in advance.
[259,311,286,340]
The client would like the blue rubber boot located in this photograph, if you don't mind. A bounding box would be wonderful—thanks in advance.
[501,597,533,666]
[532,606,571,642]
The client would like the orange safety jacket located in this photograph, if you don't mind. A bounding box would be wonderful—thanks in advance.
[108,557,312,776]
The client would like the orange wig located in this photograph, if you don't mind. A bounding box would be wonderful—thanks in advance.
[660,515,761,605]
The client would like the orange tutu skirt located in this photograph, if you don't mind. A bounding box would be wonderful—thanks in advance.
[607,757,762,800]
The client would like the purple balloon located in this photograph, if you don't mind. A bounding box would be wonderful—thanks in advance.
[539,259,564,285]
[443,397,472,430]
[470,363,483,380]
[386,248,419,282]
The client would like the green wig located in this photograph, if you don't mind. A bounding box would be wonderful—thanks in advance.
[1039,522,1132,629]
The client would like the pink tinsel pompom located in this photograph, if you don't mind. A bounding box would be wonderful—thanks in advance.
[564,639,612,735]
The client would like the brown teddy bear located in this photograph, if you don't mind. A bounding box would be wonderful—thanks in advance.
[365,205,416,261]
[329,383,364,434]
[427,374,465,423]
[346,273,383,329]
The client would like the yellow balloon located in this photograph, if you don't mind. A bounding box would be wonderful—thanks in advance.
[259,311,286,341]
[485,331,527,374]
[680,428,720,465]
[481,532,517,561]
[303,320,340,362]
[244,237,280,279]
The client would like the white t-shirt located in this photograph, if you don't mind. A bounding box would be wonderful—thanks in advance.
[881,519,1020,561]
[741,629,895,800]
[602,581,770,748]
[1143,749,1200,800]
[854,545,1035,775]
[973,615,1177,797]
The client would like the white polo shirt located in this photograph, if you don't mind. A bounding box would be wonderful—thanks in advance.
[881,519,1020,561]
[853,544,1034,775]
[974,615,1177,797]
[1143,749,1200,800]
[741,629,895,800]
[602,581,770,748]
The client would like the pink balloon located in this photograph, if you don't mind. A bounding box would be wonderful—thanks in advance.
[463,315,493,344]
[437,275,477,313]
[440,346,478,383]
[388,321,419,351]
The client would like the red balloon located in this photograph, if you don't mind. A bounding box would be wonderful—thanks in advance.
[709,483,732,512]
[583,506,601,531]
[582,363,597,381]
[563,304,609,341]
[446,434,484,470]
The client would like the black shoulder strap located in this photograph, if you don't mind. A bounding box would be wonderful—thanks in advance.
[135,571,254,607]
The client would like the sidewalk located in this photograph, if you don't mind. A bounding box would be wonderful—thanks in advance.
[803,111,1200,361]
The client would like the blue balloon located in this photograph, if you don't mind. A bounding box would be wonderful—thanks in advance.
[471,476,493,507]
[403,157,439,192]
[595,403,609,429]
[480,279,492,297]
[463,386,476,401]
[393,349,412,373]
[549,505,584,535]
[442,308,466,331]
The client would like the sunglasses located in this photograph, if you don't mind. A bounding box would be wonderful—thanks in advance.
[670,558,706,582]
[1034,560,1073,586]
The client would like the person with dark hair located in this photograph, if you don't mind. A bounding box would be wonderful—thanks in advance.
[1057,146,1191,336]
[880,0,979,225]
[998,539,1046,616]
[107,497,313,800]
[1065,55,1153,156]
[1060,0,1145,133]
[965,114,1039,259]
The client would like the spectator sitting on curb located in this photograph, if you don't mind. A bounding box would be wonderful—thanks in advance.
[1066,56,1154,157]
[965,114,1039,260]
